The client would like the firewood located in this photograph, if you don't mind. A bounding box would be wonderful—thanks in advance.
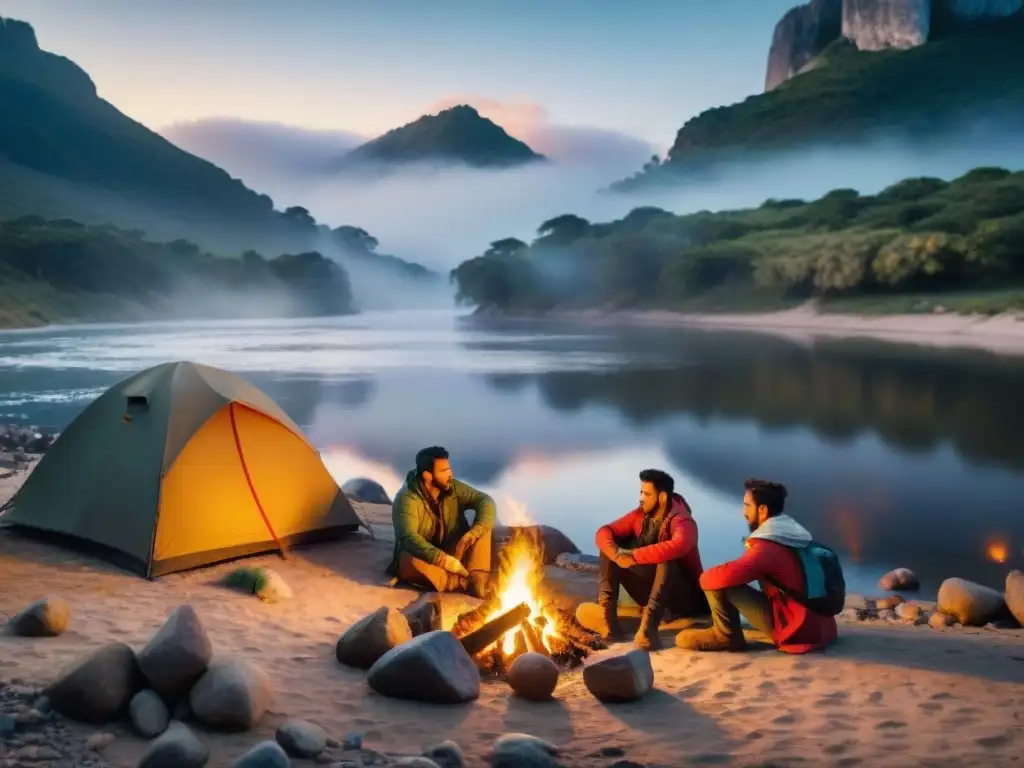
[451,599,500,638]
[521,620,549,656]
[459,601,531,657]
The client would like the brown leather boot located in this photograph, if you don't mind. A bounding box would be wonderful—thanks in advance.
[634,605,664,651]
[675,627,748,652]
[603,602,627,643]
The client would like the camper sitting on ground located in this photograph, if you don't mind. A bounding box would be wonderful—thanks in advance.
[387,446,496,599]
[676,478,840,654]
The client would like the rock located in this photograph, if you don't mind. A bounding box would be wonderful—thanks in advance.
[85,732,116,752]
[582,648,654,703]
[765,0,843,91]
[877,608,897,621]
[873,595,905,610]
[138,721,209,768]
[189,658,274,731]
[840,607,863,622]
[842,0,931,51]
[367,630,480,704]
[130,690,170,738]
[844,593,868,611]
[342,732,363,750]
[423,740,466,768]
[395,759,441,768]
[6,595,71,637]
[232,741,291,768]
[929,611,956,628]
[894,602,927,624]
[1005,570,1024,627]
[506,652,559,701]
[553,553,600,574]
[342,478,392,505]
[224,567,292,602]
[137,604,213,701]
[937,578,1007,626]
[494,525,580,565]
[489,733,560,768]
[276,720,327,758]
[400,593,443,637]
[879,568,919,592]
[44,641,142,723]
[946,0,1023,20]
[336,607,413,669]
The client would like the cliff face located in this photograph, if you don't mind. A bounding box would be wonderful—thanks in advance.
[0,15,96,100]
[842,0,932,50]
[765,0,843,91]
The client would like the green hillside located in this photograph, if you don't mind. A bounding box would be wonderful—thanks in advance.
[452,166,1024,315]
[613,20,1024,191]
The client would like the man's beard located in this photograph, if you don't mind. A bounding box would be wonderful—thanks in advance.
[747,519,760,534]
[431,477,453,493]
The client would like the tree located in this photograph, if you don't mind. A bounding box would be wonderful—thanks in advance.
[333,225,379,253]
[484,238,529,259]
[535,214,590,245]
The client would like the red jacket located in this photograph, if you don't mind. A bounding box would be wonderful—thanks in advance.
[595,494,704,577]
[699,539,837,654]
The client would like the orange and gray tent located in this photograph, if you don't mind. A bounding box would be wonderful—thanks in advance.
[0,361,366,577]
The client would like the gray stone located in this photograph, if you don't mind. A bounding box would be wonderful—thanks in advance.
[423,740,465,768]
[489,733,560,768]
[342,732,363,750]
[189,658,274,731]
[765,0,843,91]
[137,604,213,701]
[842,0,931,51]
[44,641,142,723]
[7,595,71,637]
[1005,570,1024,627]
[582,648,654,703]
[507,652,560,701]
[276,720,327,757]
[879,568,919,592]
[929,611,956,628]
[336,607,413,669]
[342,478,392,505]
[400,593,443,637]
[138,721,208,768]
[367,630,480,704]
[129,689,170,738]
[494,525,580,564]
[937,578,1007,626]
[233,740,291,768]
[553,553,599,574]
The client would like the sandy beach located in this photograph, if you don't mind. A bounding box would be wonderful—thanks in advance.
[1,466,1023,768]
[552,305,1024,356]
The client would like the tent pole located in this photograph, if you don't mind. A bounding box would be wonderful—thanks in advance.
[228,402,287,560]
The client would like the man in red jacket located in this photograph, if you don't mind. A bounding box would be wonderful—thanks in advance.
[676,478,838,654]
[580,469,707,650]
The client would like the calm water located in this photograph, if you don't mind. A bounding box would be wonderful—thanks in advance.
[1,310,1022,597]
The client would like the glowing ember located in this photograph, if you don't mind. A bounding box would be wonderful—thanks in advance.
[485,529,560,656]
[986,539,1008,564]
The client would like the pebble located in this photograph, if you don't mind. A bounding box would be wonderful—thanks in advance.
[342,732,363,750]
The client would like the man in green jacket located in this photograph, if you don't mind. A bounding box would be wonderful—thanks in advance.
[387,445,497,598]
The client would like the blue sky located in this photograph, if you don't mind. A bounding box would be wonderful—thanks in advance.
[0,0,796,146]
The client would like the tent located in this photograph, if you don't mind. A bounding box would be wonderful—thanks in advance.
[0,361,365,577]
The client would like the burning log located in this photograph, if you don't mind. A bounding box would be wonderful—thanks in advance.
[459,601,532,657]
[521,620,548,656]
[451,599,498,638]
[551,607,607,651]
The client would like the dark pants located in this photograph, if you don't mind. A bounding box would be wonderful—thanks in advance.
[598,553,709,618]
[399,530,493,593]
[707,585,775,637]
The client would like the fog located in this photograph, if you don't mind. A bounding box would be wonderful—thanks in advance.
[164,117,1024,275]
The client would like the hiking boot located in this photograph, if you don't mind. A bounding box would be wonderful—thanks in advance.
[575,601,627,642]
[634,606,664,651]
[675,627,748,652]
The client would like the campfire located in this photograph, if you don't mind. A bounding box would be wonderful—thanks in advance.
[451,526,605,676]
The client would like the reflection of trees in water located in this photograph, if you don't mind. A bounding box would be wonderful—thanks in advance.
[528,338,1024,472]
[332,378,377,408]
[482,374,531,394]
[255,376,377,428]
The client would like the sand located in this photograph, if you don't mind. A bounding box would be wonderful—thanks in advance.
[1,467,1023,768]
[556,304,1024,356]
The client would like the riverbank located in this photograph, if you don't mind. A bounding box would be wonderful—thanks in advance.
[2,464,1023,767]
[542,303,1024,355]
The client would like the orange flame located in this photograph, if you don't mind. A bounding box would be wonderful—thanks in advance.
[986,539,1008,564]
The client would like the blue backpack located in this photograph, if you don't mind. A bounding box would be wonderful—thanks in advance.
[765,540,846,617]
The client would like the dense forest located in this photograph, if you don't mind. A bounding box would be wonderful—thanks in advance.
[0,216,356,328]
[451,165,1024,315]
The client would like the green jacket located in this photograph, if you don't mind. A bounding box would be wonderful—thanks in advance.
[387,470,497,574]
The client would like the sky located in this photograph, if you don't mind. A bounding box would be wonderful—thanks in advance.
[0,0,796,148]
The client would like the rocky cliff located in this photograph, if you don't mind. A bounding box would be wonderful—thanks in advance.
[0,15,96,100]
[765,0,843,91]
[842,0,932,50]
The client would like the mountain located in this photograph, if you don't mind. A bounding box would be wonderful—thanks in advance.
[332,105,546,172]
[0,16,433,292]
[612,1,1024,192]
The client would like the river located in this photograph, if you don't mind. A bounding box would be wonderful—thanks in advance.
[1,310,1021,598]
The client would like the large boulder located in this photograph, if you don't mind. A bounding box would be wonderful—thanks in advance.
[937,577,1007,626]
[582,648,654,703]
[129,689,170,738]
[137,605,213,702]
[336,607,413,669]
[232,741,290,768]
[138,721,209,768]
[44,641,142,723]
[842,0,931,51]
[367,630,480,704]
[401,594,443,637]
[1005,570,1024,627]
[6,595,71,637]
[189,659,274,731]
[342,478,393,505]
[506,652,559,702]
[494,525,579,565]
[765,0,843,91]
[489,733,560,768]
[275,720,327,758]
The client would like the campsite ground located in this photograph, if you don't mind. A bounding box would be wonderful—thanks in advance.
[1,469,1023,768]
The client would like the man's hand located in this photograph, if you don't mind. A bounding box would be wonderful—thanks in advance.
[440,553,469,577]
[453,529,480,560]
[614,548,636,569]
